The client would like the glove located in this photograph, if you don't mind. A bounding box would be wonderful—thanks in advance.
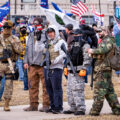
[64,67,68,76]
[36,31,42,41]
[79,70,86,77]
[3,49,12,59]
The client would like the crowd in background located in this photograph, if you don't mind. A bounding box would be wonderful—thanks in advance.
[0,16,120,116]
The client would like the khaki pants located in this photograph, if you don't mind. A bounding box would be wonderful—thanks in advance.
[3,79,13,100]
[29,65,49,108]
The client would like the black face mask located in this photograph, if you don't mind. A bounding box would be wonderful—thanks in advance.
[74,36,82,42]
[35,31,42,41]
[21,29,27,35]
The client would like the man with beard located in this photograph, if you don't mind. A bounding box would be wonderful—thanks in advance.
[23,17,49,112]
[0,20,23,111]
[88,27,120,116]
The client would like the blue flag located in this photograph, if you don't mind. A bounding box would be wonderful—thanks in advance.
[40,0,49,9]
[51,2,73,17]
[0,2,10,22]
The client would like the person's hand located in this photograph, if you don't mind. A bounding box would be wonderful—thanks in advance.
[24,64,29,69]
[88,48,93,54]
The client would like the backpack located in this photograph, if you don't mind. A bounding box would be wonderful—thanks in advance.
[108,35,120,71]
[69,36,85,66]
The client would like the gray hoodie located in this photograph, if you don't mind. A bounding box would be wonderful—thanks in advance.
[35,25,67,69]
[24,30,46,65]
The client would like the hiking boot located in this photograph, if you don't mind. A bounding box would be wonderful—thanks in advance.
[74,111,85,116]
[24,106,38,111]
[4,99,10,111]
[63,110,74,114]
[39,107,49,112]
[89,113,99,116]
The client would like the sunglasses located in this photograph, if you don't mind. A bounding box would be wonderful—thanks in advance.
[3,26,12,29]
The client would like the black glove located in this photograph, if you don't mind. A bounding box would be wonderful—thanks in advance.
[36,31,42,41]
[3,49,12,59]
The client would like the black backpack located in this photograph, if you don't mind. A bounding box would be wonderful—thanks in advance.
[69,36,85,66]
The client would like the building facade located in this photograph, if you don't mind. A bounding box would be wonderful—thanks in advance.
[0,0,119,25]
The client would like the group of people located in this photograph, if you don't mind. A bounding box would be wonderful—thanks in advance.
[0,16,120,116]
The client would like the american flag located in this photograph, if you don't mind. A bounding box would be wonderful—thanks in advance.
[71,0,88,17]
[0,18,6,27]
[91,5,104,17]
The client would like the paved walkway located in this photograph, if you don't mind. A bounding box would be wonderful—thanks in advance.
[0,99,117,120]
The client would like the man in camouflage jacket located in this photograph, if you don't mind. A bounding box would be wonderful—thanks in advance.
[0,21,23,111]
[88,27,120,116]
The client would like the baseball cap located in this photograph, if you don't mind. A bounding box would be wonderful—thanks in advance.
[65,24,73,31]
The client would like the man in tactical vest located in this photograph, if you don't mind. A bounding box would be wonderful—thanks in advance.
[88,27,120,116]
[64,29,91,115]
[0,20,23,111]
[35,25,67,114]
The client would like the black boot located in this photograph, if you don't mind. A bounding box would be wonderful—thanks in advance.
[74,111,85,115]
[63,110,74,114]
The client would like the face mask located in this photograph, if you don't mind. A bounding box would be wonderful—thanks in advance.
[21,29,27,35]
[74,36,82,42]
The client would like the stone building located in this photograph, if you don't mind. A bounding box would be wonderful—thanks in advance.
[0,0,119,25]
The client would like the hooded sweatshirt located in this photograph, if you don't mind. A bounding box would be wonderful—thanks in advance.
[35,25,67,69]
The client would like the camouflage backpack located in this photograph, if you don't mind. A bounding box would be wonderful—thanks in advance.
[108,35,120,71]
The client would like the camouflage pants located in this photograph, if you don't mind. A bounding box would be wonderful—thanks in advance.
[3,79,13,100]
[90,71,120,115]
[67,73,86,112]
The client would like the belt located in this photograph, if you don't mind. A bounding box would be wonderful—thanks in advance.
[31,64,40,67]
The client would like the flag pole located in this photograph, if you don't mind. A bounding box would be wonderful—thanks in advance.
[8,0,10,20]
[87,0,91,25]
[99,0,102,26]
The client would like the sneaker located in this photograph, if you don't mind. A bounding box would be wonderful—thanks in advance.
[52,110,63,114]
[74,111,85,115]
[47,108,53,113]
[63,110,74,114]
[24,88,29,90]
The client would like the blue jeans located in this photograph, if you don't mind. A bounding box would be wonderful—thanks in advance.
[44,68,63,111]
[84,66,92,83]
[17,57,28,90]
[0,76,5,99]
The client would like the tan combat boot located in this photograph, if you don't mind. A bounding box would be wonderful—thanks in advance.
[4,99,10,111]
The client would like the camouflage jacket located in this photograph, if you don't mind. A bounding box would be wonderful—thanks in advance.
[0,34,23,75]
[92,35,115,72]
